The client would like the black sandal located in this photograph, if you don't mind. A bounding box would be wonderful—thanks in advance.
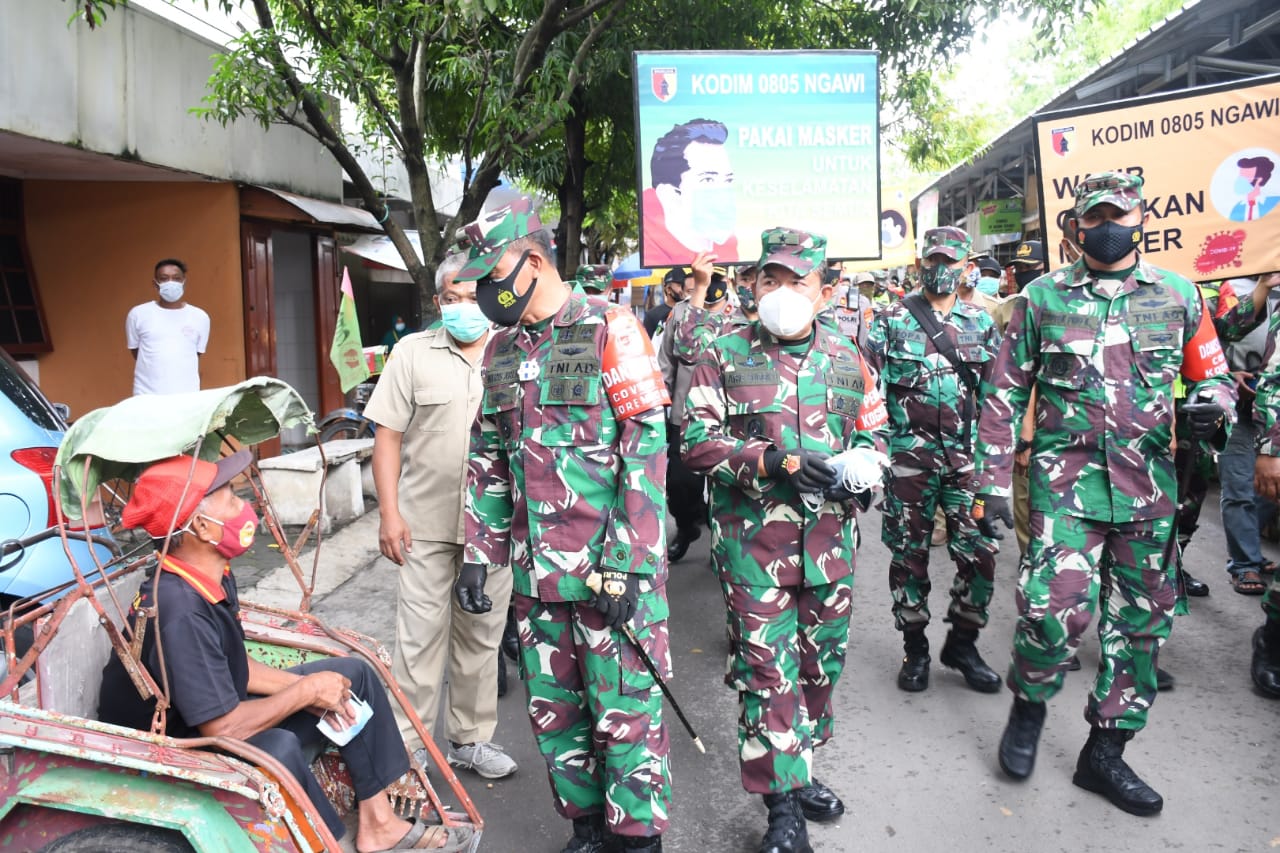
[1232,571,1267,595]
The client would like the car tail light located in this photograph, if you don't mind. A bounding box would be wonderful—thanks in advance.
[10,447,83,530]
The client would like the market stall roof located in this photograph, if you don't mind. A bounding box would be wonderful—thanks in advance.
[247,186,383,232]
[914,0,1280,245]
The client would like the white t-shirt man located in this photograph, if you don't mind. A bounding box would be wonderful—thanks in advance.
[126,302,210,395]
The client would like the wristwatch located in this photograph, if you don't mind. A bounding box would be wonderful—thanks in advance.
[1015,437,1032,454]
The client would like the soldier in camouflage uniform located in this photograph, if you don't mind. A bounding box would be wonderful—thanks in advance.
[1244,279,1280,696]
[972,172,1235,816]
[865,226,1003,695]
[452,197,672,853]
[574,263,613,295]
[683,228,888,853]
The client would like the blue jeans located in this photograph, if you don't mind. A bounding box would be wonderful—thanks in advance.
[1218,417,1277,578]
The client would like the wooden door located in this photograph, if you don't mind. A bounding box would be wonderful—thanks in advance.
[312,234,342,416]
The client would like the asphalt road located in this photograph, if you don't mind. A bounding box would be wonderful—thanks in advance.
[295,487,1280,853]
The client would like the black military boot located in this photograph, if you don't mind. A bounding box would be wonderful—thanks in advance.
[998,697,1046,780]
[1251,618,1280,698]
[561,815,610,853]
[939,626,1001,693]
[759,791,812,853]
[502,606,520,661]
[897,628,930,692]
[667,525,701,562]
[614,835,663,852]
[795,778,844,822]
[1072,727,1164,816]
[1156,667,1174,692]
[1179,568,1209,596]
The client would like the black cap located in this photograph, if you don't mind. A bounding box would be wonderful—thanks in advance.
[977,256,1002,275]
[705,274,729,304]
[663,268,689,286]
[1011,240,1045,266]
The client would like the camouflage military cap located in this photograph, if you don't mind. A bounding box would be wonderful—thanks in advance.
[1073,171,1144,217]
[758,227,827,276]
[455,196,543,282]
[921,226,972,261]
[575,264,612,292]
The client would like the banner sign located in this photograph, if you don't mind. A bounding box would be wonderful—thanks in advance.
[978,198,1023,235]
[633,50,881,268]
[1033,74,1280,280]
[841,186,916,273]
[915,188,939,252]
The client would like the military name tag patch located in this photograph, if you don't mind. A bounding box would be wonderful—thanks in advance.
[518,360,540,381]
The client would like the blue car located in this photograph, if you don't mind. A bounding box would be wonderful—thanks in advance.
[0,349,116,606]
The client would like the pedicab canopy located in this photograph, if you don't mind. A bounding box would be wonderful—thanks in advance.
[55,378,314,524]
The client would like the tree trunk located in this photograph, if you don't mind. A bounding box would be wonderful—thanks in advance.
[556,90,588,277]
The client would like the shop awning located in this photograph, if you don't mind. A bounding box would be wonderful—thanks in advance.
[245,186,383,232]
[341,231,424,270]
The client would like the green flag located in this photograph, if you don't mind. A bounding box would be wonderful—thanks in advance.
[329,269,370,393]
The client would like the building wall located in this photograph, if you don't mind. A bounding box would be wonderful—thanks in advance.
[22,181,245,418]
[0,1,339,200]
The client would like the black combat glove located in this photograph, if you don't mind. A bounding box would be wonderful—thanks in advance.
[455,562,492,613]
[762,448,839,493]
[1182,399,1227,440]
[973,494,1014,540]
[593,570,639,630]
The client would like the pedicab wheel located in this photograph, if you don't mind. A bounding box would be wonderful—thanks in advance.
[319,417,374,442]
[38,823,195,853]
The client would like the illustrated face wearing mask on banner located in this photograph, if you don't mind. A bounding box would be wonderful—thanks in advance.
[436,272,491,344]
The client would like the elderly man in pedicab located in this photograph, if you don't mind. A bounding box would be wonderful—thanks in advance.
[88,379,474,853]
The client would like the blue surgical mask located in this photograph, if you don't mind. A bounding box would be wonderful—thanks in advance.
[689,186,736,244]
[976,276,1000,297]
[441,302,490,343]
[1235,176,1257,195]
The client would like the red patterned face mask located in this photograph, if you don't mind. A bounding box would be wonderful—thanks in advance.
[198,502,259,559]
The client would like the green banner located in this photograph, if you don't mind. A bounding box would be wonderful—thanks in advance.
[978,198,1023,235]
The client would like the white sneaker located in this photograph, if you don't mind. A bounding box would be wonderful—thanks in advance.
[447,741,517,779]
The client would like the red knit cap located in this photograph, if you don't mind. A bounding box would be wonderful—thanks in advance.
[122,449,251,538]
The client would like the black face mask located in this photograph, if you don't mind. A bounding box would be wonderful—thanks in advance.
[477,251,537,327]
[1078,220,1142,265]
[1013,267,1043,288]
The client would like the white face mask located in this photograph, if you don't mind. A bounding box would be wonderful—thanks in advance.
[157,281,184,303]
[757,287,816,338]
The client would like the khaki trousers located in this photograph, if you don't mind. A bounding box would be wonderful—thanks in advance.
[391,539,512,748]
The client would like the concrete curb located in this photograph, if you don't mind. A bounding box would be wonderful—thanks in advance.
[242,512,383,609]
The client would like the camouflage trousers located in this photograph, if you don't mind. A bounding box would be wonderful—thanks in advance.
[882,465,997,631]
[721,577,854,794]
[1010,512,1177,731]
[512,592,672,837]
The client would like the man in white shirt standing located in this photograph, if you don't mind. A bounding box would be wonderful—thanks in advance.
[126,259,211,396]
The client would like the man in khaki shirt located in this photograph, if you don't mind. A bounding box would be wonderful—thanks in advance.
[365,253,517,779]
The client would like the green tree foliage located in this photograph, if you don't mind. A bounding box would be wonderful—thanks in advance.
[70,0,1091,291]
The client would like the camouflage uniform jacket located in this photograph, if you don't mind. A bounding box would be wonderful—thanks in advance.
[465,293,669,602]
[866,296,1001,471]
[682,322,888,588]
[972,257,1236,522]
[660,302,752,425]
[1251,305,1280,455]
